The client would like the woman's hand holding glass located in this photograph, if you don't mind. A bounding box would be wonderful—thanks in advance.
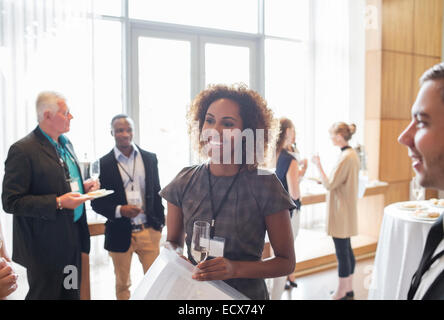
[192,256,235,281]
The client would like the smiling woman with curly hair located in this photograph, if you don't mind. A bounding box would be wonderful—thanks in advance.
[160,83,296,300]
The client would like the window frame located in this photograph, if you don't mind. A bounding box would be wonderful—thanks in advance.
[96,0,314,155]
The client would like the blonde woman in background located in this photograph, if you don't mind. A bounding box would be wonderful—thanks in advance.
[312,122,360,300]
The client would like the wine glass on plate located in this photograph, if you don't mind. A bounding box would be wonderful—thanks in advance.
[191,221,210,266]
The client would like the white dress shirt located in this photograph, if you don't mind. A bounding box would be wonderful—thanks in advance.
[113,144,147,225]
[414,217,444,300]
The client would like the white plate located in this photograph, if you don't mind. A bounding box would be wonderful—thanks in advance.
[397,202,427,211]
[412,213,441,221]
[430,203,444,209]
[428,199,444,208]
[87,189,114,199]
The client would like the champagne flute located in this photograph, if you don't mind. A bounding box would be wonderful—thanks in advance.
[89,159,100,181]
[191,221,210,265]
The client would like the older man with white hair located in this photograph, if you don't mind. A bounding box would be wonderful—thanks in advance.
[2,91,99,300]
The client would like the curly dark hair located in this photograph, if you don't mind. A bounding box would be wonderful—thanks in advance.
[187,83,277,170]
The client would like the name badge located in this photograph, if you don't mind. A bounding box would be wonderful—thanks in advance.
[127,190,142,208]
[209,236,225,258]
[69,179,80,192]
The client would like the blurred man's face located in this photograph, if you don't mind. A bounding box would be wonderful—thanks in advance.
[398,79,444,190]
[50,99,72,135]
[112,118,134,150]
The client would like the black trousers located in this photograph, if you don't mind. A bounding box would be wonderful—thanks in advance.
[25,223,82,300]
[25,256,81,300]
[332,237,355,278]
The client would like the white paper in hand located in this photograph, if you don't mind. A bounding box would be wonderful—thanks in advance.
[130,247,249,300]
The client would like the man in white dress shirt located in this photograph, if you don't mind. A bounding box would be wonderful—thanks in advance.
[398,62,444,300]
[91,115,164,300]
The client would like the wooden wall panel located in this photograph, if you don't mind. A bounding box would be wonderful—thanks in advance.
[381,51,413,120]
[412,55,441,99]
[379,119,412,182]
[413,0,444,57]
[384,180,410,206]
[382,0,414,53]
[366,51,382,120]
[358,194,385,238]
[365,119,381,180]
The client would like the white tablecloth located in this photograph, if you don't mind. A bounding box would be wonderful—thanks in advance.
[368,201,439,300]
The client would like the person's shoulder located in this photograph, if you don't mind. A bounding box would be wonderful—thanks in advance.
[244,167,279,184]
[10,129,39,151]
[278,149,293,160]
[162,164,204,193]
[176,164,204,179]
[99,149,117,164]
[278,150,297,166]
[343,148,359,161]
[284,149,297,159]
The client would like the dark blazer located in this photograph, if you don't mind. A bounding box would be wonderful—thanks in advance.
[1,126,90,273]
[91,147,165,252]
[408,214,444,300]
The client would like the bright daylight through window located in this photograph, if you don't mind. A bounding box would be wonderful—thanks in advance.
[0,0,365,246]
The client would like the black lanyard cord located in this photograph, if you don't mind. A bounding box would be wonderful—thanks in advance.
[207,164,243,237]
[117,155,137,190]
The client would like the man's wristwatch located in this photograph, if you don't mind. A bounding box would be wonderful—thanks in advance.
[56,197,63,210]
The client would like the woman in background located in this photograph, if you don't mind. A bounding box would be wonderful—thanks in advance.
[312,122,360,300]
[268,118,307,299]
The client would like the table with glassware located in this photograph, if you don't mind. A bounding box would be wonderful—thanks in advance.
[367,200,444,300]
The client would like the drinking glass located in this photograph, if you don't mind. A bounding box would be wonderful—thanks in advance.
[191,221,210,264]
[89,159,100,181]
[411,176,424,201]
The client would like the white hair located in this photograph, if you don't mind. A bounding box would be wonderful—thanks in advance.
[36,91,65,122]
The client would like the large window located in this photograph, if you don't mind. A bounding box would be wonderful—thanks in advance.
[136,35,191,186]
[129,0,258,33]
[1,0,366,240]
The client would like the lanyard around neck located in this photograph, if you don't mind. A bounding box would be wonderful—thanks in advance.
[117,154,137,190]
[207,164,242,237]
